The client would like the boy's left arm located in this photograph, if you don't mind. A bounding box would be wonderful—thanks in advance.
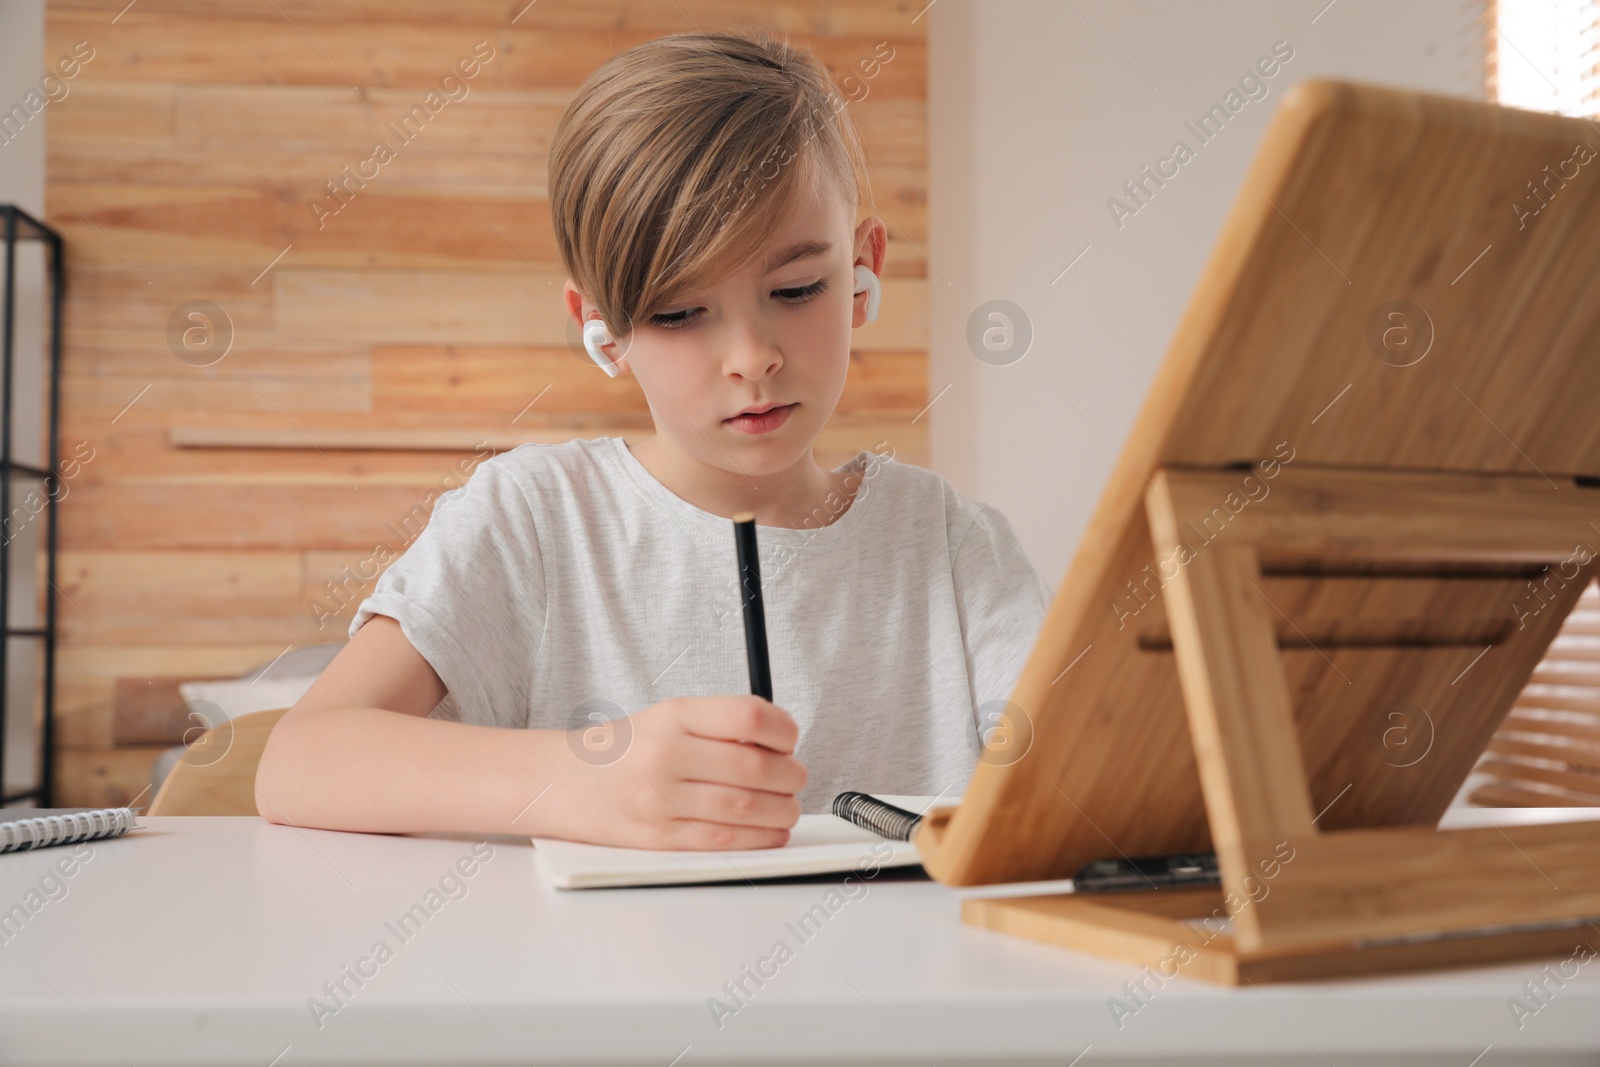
[949,503,1053,735]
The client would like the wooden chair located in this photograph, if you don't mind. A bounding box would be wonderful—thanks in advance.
[147,708,289,816]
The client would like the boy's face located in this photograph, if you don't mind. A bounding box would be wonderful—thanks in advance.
[565,191,886,478]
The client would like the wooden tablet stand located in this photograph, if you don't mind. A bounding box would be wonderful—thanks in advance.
[913,81,1600,984]
[971,467,1600,984]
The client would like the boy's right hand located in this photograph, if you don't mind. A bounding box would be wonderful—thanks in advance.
[547,695,807,851]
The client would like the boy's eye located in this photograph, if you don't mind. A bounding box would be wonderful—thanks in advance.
[775,278,829,301]
[649,308,699,329]
[647,277,830,330]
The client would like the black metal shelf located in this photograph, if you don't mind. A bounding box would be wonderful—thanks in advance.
[2,204,64,807]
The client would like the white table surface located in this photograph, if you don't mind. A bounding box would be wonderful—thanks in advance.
[2,810,1599,1066]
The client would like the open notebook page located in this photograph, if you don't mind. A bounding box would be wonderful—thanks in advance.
[532,795,941,889]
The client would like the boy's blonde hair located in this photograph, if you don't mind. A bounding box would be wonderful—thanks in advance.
[549,28,871,339]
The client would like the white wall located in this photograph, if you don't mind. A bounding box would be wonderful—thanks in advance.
[0,0,47,469]
[0,0,49,800]
[927,0,1486,587]
[0,1,46,217]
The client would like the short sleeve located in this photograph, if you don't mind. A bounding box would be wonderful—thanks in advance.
[348,457,546,729]
[950,502,1052,729]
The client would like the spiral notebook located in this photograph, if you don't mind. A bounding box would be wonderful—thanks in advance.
[531,793,940,889]
[0,807,141,854]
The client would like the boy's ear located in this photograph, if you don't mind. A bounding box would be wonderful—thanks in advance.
[850,217,889,330]
[853,216,888,279]
[564,278,636,377]
[561,278,586,323]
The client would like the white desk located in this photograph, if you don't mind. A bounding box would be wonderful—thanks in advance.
[2,812,1599,1066]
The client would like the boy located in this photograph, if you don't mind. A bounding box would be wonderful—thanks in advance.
[255,29,1050,850]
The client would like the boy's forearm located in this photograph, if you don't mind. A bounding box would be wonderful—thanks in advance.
[255,707,572,837]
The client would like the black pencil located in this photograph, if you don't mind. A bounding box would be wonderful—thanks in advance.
[731,512,773,702]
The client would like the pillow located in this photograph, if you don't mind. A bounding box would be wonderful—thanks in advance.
[177,676,321,728]
[178,641,345,726]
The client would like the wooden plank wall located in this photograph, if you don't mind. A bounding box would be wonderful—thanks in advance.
[43,0,929,805]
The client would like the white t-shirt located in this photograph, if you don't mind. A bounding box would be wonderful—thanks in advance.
[350,436,1052,812]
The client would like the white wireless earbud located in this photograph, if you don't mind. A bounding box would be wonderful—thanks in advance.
[853,264,881,323]
[583,315,621,378]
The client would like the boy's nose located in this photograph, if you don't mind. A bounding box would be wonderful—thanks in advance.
[722,321,783,379]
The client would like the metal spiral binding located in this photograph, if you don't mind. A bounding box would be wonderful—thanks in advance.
[0,808,138,853]
[831,791,922,841]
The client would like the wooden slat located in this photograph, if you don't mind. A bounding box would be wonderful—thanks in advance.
[1469,781,1600,807]
[1486,736,1600,771]
[968,889,1600,985]
[63,333,370,380]
[169,426,599,451]
[60,645,292,683]
[49,0,847,33]
[64,377,370,418]
[49,144,550,200]
[58,550,302,616]
[302,550,382,629]
[49,0,936,38]
[1135,574,1528,649]
[1261,821,1600,948]
[1153,541,1317,850]
[1154,467,1600,565]
[45,81,176,145]
[1542,639,1600,663]
[1513,689,1600,716]
[54,747,169,809]
[1476,759,1600,799]
[1416,563,1597,808]
[1530,660,1600,686]
[1499,714,1600,744]
[50,181,569,270]
[963,889,1242,987]
[55,681,114,748]
[64,422,527,486]
[1136,525,1312,953]
[60,614,341,650]
[60,485,454,550]
[49,18,925,95]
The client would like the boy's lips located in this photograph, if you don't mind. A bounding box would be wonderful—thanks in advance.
[727,400,791,419]
[724,402,797,434]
